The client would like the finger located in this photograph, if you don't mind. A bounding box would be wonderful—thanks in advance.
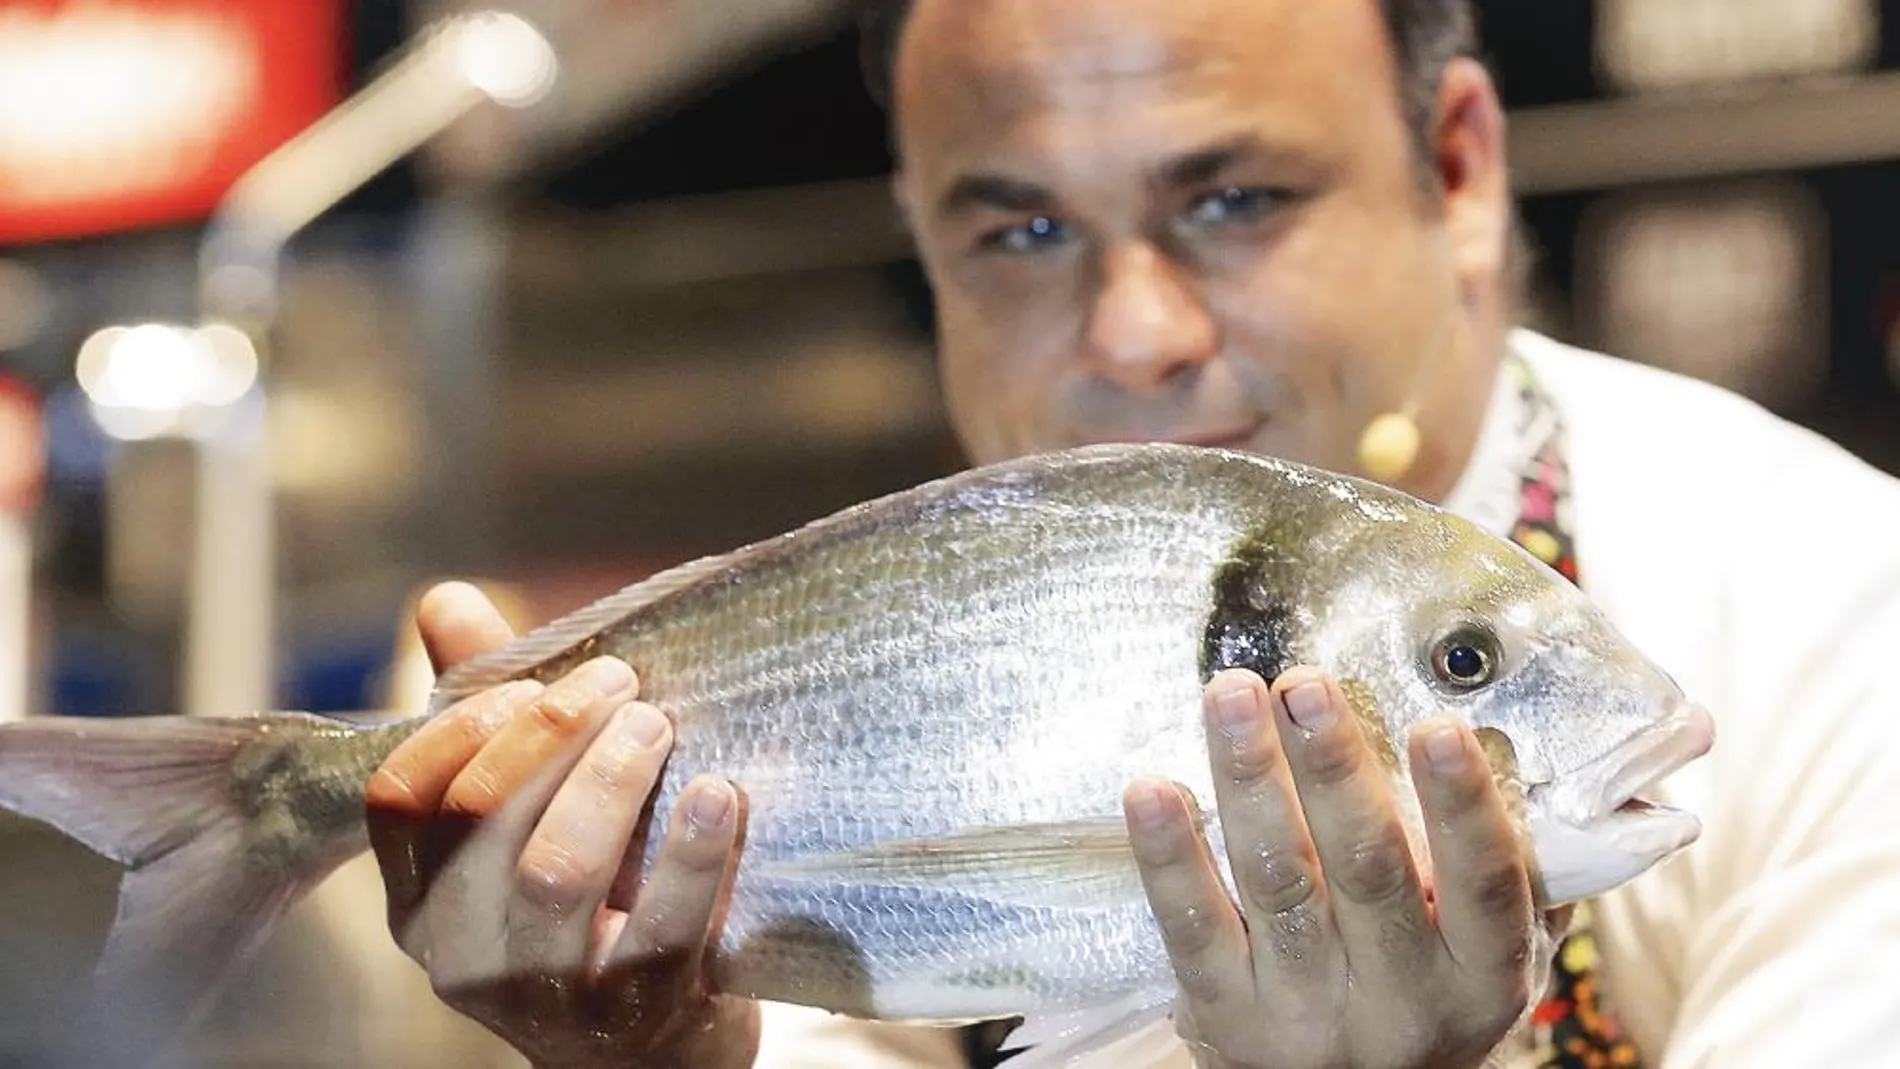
[1408,718,1536,1017]
[423,659,639,987]
[366,679,547,933]
[1270,668,1435,983]
[439,657,640,826]
[509,701,674,977]
[417,580,518,673]
[600,776,743,1006]
[1124,777,1251,1010]
[1199,670,1335,988]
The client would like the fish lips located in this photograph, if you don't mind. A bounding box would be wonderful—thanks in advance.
[1531,698,1716,838]
[1521,700,1715,904]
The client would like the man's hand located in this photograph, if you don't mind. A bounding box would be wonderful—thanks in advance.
[364,581,760,1069]
[1125,666,1546,1069]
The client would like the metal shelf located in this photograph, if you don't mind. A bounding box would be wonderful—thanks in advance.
[1510,71,1900,194]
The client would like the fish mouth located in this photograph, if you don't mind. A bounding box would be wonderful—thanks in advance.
[1536,699,1716,832]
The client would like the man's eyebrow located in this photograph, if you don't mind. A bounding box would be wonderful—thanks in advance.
[936,174,1055,219]
[933,136,1286,219]
[1158,137,1269,188]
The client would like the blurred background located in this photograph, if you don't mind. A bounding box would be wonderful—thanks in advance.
[0,0,1895,1065]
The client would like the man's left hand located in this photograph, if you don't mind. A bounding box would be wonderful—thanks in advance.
[1124,666,1546,1069]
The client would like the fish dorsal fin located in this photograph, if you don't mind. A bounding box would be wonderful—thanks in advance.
[423,449,1059,714]
[752,816,1149,912]
[426,547,755,714]
[424,452,1038,714]
[427,441,1268,715]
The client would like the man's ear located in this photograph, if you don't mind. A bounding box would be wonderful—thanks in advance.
[1432,57,1510,295]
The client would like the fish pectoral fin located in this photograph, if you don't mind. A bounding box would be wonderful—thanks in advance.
[753,816,1147,911]
[997,986,1180,1069]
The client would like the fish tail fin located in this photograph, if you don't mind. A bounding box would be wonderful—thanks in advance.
[0,712,365,1058]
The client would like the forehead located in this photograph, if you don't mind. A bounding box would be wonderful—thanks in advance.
[892,0,1403,177]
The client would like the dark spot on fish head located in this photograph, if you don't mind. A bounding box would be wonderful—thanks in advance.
[1201,534,1300,686]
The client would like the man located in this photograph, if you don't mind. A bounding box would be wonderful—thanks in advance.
[364,1,1900,1066]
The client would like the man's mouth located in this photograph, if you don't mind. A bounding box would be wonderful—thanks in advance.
[1064,406,1270,453]
[1163,423,1266,450]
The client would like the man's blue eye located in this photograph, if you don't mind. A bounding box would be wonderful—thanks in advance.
[1186,187,1277,227]
[984,216,1070,254]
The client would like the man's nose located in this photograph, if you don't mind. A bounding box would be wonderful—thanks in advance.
[1083,240,1219,391]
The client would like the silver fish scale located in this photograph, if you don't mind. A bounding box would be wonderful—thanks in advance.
[717,881,1172,1016]
[594,462,1260,1017]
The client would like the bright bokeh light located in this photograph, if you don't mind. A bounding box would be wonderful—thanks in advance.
[193,322,261,406]
[84,324,200,411]
[455,11,557,106]
[75,321,261,439]
[86,399,178,441]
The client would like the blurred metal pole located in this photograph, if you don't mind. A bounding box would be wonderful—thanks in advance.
[182,398,274,719]
[408,189,505,576]
[186,11,557,717]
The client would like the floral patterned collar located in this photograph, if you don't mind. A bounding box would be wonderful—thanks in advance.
[1466,344,1642,1069]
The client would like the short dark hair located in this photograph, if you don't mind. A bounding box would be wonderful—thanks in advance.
[854,0,1480,189]
[855,0,1534,309]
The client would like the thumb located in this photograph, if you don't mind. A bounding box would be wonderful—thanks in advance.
[416,580,520,672]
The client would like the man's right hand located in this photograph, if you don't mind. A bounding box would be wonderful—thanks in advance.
[364,581,760,1069]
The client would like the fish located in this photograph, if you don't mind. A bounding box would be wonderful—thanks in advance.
[0,442,1714,1067]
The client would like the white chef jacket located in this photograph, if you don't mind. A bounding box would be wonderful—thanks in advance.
[751,328,1900,1068]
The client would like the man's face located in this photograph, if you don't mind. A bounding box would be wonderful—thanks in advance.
[891,0,1510,501]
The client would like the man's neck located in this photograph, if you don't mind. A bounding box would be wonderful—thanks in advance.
[1436,334,1531,537]
[1391,315,1511,506]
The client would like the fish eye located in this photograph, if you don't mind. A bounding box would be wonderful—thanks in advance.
[1429,623,1502,690]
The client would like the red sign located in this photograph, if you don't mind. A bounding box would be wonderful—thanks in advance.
[0,376,43,514]
[0,0,345,246]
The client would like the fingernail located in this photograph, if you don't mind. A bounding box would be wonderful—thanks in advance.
[1208,681,1261,742]
[688,779,733,830]
[614,703,670,750]
[582,656,636,695]
[1282,680,1336,732]
[1125,781,1171,830]
[1425,723,1467,774]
